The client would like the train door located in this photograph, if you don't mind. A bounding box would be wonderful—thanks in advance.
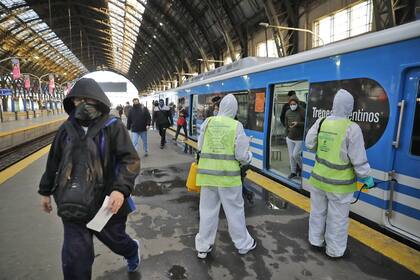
[387,69,420,241]
[268,80,309,187]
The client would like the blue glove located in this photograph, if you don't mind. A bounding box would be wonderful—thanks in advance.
[360,176,375,189]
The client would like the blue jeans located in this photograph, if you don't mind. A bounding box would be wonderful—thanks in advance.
[132,131,148,153]
[62,219,137,280]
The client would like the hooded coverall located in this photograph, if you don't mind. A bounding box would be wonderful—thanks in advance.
[305,89,371,257]
[195,94,255,254]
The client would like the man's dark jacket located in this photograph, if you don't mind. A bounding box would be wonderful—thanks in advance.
[127,105,151,132]
[38,78,140,221]
[153,105,173,129]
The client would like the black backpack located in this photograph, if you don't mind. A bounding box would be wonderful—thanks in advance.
[52,116,116,222]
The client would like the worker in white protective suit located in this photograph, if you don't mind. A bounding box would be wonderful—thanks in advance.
[195,94,256,259]
[305,89,374,258]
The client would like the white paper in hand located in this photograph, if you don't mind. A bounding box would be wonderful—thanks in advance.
[86,196,114,232]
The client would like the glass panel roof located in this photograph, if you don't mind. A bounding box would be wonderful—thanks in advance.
[108,0,146,74]
[0,0,87,74]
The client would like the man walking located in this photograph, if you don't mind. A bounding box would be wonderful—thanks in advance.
[153,99,173,149]
[38,78,141,279]
[127,98,151,157]
[195,94,256,259]
[305,89,374,258]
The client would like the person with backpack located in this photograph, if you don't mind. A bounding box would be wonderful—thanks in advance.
[173,106,188,142]
[38,78,141,279]
[305,89,374,259]
[152,99,173,149]
[195,94,256,259]
[127,98,151,157]
[285,95,306,179]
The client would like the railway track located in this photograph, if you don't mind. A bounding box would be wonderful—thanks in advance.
[0,132,56,171]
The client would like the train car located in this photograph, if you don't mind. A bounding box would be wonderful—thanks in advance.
[140,20,420,244]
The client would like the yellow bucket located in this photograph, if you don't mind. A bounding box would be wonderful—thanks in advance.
[186,162,200,193]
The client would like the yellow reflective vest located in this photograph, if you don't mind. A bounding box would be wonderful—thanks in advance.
[308,118,357,193]
[196,116,242,187]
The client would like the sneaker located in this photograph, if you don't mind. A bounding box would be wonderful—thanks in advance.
[288,173,297,179]
[144,153,148,157]
[160,145,164,149]
[325,248,350,260]
[310,243,325,252]
[197,246,213,259]
[238,239,257,255]
[126,239,141,272]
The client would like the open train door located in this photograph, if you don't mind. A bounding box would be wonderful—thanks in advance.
[387,68,420,243]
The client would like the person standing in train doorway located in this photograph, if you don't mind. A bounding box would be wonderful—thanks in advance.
[285,94,305,179]
[305,89,374,258]
[195,94,256,259]
[153,99,173,149]
[38,78,141,278]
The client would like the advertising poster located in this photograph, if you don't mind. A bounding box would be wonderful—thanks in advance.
[11,58,21,80]
[48,74,55,95]
[255,92,265,112]
[24,74,30,90]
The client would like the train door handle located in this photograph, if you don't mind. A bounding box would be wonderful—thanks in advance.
[392,100,405,148]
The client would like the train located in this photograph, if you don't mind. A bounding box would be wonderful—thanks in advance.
[140,20,420,245]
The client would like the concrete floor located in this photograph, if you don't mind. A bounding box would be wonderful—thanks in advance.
[0,130,418,280]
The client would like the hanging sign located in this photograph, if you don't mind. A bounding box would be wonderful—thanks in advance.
[48,74,55,94]
[11,58,21,80]
[24,74,30,90]
[255,92,265,112]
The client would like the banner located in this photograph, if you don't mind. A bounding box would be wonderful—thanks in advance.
[11,58,21,80]
[48,74,55,95]
[24,74,30,90]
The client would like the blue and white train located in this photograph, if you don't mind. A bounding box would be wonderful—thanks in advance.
[141,20,420,244]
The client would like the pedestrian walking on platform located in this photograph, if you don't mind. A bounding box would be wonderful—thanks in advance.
[153,99,173,149]
[195,94,256,259]
[123,102,132,118]
[173,106,188,141]
[38,78,141,279]
[305,89,374,258]
[127,98,151,157]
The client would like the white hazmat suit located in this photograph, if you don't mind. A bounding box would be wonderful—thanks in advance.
[195,94,255,255]
[305,89,371,257]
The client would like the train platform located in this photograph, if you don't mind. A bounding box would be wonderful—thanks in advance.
[0,130,418,279]
[0,114,67,153]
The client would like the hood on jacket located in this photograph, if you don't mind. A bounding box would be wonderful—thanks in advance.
[63,78,111,114]
[218,94,238,118]
[332,89,354,118]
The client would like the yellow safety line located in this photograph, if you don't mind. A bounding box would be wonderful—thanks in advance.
[0,117,66,137]
[0,145,51,185]
[246,170,420,275]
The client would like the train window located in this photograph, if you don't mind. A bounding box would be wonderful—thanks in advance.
[411,83,420,156]
[268,81,309,179]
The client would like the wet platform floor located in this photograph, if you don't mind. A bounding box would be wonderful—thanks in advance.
[0,130,418,280]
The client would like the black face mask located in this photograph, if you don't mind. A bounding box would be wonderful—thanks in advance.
[74,103,102,122]
[133,103,140,107]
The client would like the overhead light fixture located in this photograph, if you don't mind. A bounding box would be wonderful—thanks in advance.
[148,44,151,48]
[145,51,148,54]
[153,35,157,39]
[159,22,163,26]
[34,55,40,60]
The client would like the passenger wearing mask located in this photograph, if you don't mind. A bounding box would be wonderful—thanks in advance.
[195,94,256,259]
[152,99,173,149]
[173,106,188,142]
[127,98,151,157]
[280,90,307,127]
[305,89,374,258]
[38,78,141,278]
[285,95,305,179]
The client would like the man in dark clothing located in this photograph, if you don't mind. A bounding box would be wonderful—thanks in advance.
[127,98,151,156]
[38,78,141,279]
[116,104,123,118]
[285,95,305,178]
[280,90,307,127]
[153,99,173,149]
[123,102,132,118]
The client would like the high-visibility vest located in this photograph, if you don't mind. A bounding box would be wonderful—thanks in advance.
[196,116,242,187]
[308,119,357,193]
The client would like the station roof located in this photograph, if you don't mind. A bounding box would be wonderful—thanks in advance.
[1,0,283,90]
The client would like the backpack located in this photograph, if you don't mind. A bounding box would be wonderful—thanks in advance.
[52,116,117,222]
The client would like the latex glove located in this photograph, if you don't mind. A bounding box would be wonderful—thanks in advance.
[360,176,375,189]
[246,151,253,164]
